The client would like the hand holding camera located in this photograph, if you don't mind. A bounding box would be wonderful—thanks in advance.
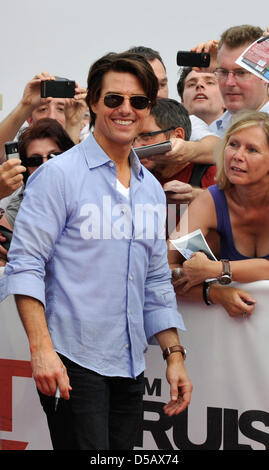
[21,71,56,111]
[190,39,219,72]
[0,143,26,199]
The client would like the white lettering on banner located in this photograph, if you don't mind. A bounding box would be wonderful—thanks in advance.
[79,198,167,240]
[0,272,269,450]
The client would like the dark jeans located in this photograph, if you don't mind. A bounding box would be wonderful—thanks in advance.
[38,354,145,450]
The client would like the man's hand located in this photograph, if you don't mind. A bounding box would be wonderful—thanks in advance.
[174,252,220,292]
[21,71,56,111]
[149,137,190,165]
[155,328,192,416]
[191,39,219,72]
[164,180,203,205]
[0,234,8,266]
[15,295,72,400]
[65,84,88,143]
[163,354,192,416]
[210,284,256,318]
[0,159,26,198]
[31,347,72,400]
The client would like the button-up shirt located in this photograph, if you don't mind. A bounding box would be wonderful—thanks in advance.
[209,101,269,137]
[0,133,185,378]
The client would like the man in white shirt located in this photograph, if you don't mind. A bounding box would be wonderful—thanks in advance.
[208,25,269,136]
[128,46,219,165]
[177,67,225,126]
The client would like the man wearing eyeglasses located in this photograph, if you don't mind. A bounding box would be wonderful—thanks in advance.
[196,25,269,137]
[134,98,217,235]
[128,46,220,166]
[0,51,192,450]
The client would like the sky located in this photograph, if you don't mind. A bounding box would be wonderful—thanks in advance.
[0,0,268,117]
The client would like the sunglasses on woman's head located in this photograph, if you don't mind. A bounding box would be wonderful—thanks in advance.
[25,152,62,167]
[103,94,150,110]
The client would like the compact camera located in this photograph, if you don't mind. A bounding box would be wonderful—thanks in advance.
[5,141,19,159]
[40,77,75,98]
[177,51,210,68]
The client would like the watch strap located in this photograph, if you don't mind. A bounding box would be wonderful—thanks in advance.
[221,259,231,276]
[163,345,186,360]
[203,280,213,305]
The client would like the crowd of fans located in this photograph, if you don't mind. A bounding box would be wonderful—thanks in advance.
[0,23,269,317]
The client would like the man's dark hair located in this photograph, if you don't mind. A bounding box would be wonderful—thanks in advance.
[18,118,74,181]
[128,46,166,70]
[177,66,193,100]
[150,98,192,141]
[86,51,159,128]
[218,24,263,50]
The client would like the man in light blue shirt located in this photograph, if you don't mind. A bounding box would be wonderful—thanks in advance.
[0,51,192,450]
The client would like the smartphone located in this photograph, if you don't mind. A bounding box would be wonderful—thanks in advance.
[242,299,255,305]
[40,77,75,98]
[135,141,172,159]
[177,51,210,68]
[0,226,13,250]
[5,141,19,159]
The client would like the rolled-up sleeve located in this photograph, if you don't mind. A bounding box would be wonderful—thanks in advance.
[143,235,185,344]
[0,162,67,305]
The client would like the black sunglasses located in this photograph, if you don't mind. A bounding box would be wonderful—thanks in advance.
[25,152,62,167]
[138,127,175,138]
[103,94,150,110]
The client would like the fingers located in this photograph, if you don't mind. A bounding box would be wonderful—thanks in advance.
[236,295,256,318]
[220,288,256,318]
[164,181,193,204]
[56,365,72,400]
[32,71,55,82]
[32,353,71,400]
[163,384,192,416]
[0,160,26,198]
[36,367,71,400]
[0,243,8,262]
[191,39,219,54]
[74,86,87,101]
[163,181,192,194]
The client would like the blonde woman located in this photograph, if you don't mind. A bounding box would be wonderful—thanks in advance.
[169,111,269,317]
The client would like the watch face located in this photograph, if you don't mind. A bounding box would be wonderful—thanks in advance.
[219,274,232,285]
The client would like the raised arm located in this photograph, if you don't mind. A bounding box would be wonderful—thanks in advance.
[0,72,56,160]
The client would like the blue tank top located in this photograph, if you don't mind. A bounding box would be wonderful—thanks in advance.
[208,185,269,261]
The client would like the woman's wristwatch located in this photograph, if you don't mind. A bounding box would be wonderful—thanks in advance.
[218,259,232,285]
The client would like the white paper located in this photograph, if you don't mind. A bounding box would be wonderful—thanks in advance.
[235,36,269,83]
[170,228,217,260]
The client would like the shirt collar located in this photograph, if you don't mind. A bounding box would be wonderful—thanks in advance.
[80,132,144,181]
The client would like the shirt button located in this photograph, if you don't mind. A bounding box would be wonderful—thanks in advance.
[129,274,133,281]
[109,162,114,167]
[127,309,131,314]
[125,344,129,349]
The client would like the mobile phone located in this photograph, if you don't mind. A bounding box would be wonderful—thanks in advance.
[40,77,75,98]
[176,51,210,68]
[0,225,13,250]
[242,298,255,305]
[5,141,19,159]
[135,141,172,159]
